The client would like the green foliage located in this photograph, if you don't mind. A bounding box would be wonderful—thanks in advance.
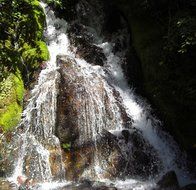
[22,41,49,70]
[0,0,49,131]
[36,41,50,61]
[0,103,22,131]
[14,74,24,103]
[0,0,49,83]
[46,0,62,7]
[62,143,71,151]
[163,15,196,55]
[0,73,24,131]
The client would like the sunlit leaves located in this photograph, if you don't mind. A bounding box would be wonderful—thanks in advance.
[0,0,48,82]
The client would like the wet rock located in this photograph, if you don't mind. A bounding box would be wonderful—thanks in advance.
[62,145,94,181]
[20,135,65,182]
[94,186,117,190]
[68,23,106,66]
[180,184,196,190]
[112,89,133,127]
[0,179,17,190]
[68,23,94,44]
[61,131,121,180]
[0,133,16,177]
[56,55,160,180]
[120,129,162,179]
[56,55,128,146]
[0,171,5,178]
[156,171,180,190]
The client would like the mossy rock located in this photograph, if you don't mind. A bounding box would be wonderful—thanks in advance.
[0,0,49,83]
[0,72,24,131]
[22,40,49,69]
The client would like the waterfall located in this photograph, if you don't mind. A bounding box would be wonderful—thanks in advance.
[8,2,70,186]
[5,0,195,189]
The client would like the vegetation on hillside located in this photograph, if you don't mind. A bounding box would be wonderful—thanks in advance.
[0,0,49,131]
[0,72,24,131]
[0,0,49,83]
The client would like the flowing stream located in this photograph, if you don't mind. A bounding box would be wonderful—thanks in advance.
[6,1,195,189]
[8,2,70,189]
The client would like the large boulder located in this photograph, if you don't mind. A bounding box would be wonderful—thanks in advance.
[56,55,131,147]
[56,55,127,180]
[56,56,161,180]
[56,55,161,181]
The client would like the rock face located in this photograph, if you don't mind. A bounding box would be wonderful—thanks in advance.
[156,171,180,190]
[68,23,107,66]
[56,55,129,180]
[56,55,161,181]
[111,0,196,162]
[0,179,15,190]
[180,184,196,190]
[55,0,162,182]
[0,132,17,177]
[56,55,130,147]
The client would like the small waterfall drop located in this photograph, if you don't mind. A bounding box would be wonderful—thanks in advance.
[5,0,195,189]
[8,2,71,187]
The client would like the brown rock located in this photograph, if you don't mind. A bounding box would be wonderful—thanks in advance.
[68,23,106,66]
[56,55,161,181]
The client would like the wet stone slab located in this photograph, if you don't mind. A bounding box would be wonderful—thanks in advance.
[0,178,17,190]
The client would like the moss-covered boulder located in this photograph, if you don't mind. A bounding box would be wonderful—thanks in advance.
[0,0,49,84]
[0,72,24,131]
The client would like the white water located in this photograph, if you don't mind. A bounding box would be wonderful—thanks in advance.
[95,43,192,187]
[8,2,70,189]
[7,0,194,189]
[71,0,194,187]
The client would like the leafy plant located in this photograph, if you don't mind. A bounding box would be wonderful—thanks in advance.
[0,0,49,83]
[62,143,71,151]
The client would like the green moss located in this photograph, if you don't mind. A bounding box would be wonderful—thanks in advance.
[14,73,24,104]
[36,41,50,61]
[0,0,48,83]
[0,103,22,131]
[22,40,49,69]
[62,143,71,151]
[0,73,24,131]
[31,0,46,40]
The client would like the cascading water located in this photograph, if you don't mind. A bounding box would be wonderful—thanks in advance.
[7,2,71,189]
[57,0,194,187]
[5,0,195,189]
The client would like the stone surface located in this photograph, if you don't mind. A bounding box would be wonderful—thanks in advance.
[68,23,106,66]
[111,0,196,162]
[0,179,17,190]
[180,184,196,190]
[56,55,161,181]
[156,171,180,190]
[0,132,16,178]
